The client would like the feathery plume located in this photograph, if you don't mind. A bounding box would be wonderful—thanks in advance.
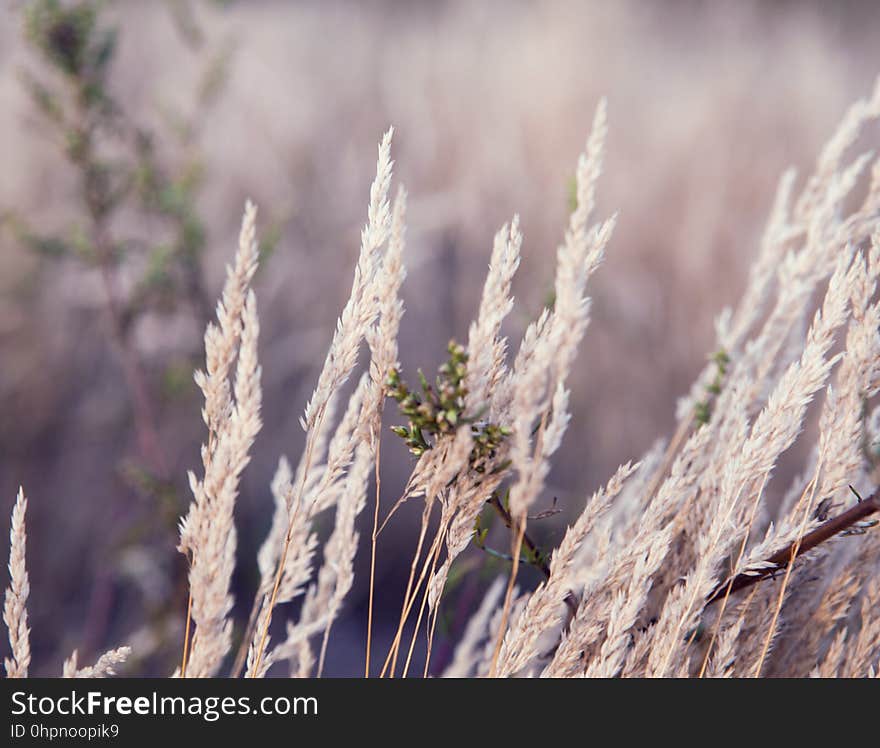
[4,488,30,679]
[179,201,263,677]
[63,647,131,678]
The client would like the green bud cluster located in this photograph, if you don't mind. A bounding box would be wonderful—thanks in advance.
[387,340,510,468]
[695,348,730,426]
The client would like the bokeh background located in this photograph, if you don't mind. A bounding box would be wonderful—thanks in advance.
[1,0,878,676]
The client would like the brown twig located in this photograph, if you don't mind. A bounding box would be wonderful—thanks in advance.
[487,493,578,622]
[70,77,169,481]
[487,493,551,580]
[706,486,879,605]
[97,259,168,478]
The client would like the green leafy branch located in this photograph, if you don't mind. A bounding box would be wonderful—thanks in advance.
[5,1,246,480]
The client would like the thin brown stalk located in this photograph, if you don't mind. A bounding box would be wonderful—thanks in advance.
[488,514,526,677]
[425,595,442,678]
[180,589,193,678]
[249,425,320,678]
[252,521,301,676]
[384,504,432,677]
[365,434,382,677]
[698,474,769,677]
[376,474,421,537]
[402,524,445,678]
[230,590,263,679]
[182,426,216,678]
[753,466,823,677]
[381,520,447,677]
[316,614,334,678]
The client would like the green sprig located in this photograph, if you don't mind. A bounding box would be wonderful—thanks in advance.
[387,339,510,468]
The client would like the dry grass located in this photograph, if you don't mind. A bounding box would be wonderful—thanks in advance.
[5,69,880,677]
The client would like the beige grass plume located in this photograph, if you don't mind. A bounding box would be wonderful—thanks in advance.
[4,487,30,679]
[178,200,263,678]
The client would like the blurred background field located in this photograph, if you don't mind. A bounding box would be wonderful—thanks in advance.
[1,0,878,675]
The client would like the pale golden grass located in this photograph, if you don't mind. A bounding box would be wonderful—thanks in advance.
[62,647,132,679]
[4,78,880,679]
[178,200,263,678]
[3,488,29,679]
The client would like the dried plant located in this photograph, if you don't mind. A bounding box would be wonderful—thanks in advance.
[4,75,880,679]
[4,488,30,679]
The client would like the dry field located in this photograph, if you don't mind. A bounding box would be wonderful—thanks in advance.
[2,0,879,677]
